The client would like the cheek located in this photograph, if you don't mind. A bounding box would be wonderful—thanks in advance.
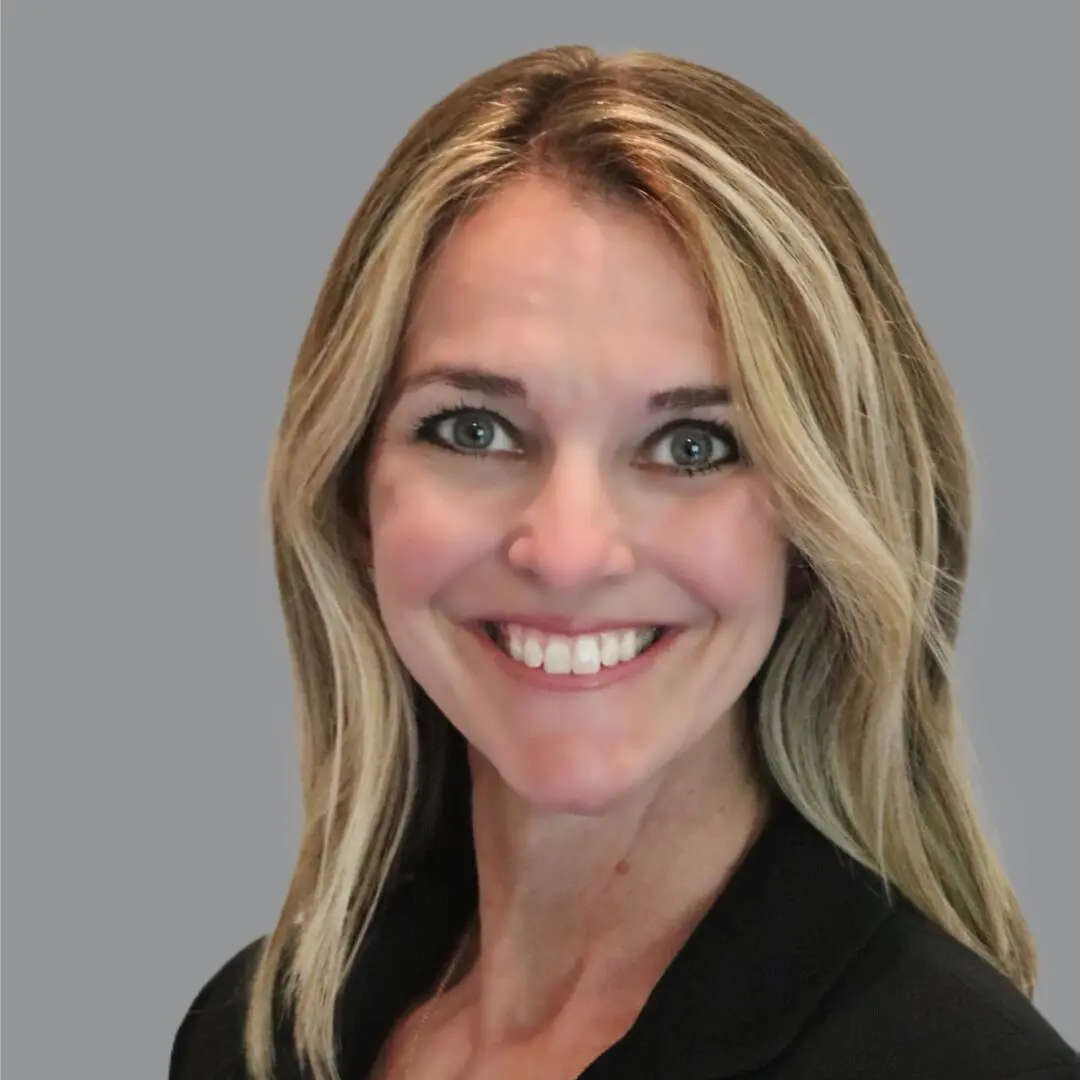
[367,450,501,607]
[656,475,788,612]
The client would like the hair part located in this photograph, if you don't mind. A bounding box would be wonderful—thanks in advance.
[247,45,1034,1080]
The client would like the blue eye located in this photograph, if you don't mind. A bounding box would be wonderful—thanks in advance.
[644,421,740,475]
[412,407,740,477]
[414,407,520,455]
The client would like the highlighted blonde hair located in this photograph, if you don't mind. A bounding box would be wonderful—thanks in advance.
[247,45,1035,1080]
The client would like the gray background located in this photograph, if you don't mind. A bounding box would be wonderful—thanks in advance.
[4,4,1078,1076]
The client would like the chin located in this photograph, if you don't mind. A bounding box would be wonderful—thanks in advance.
[503,777,638,818]
[471,730,658,817]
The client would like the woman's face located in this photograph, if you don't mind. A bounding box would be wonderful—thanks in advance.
[367,176,789,814]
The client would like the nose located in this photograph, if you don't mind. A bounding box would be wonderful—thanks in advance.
[505,451,635,592]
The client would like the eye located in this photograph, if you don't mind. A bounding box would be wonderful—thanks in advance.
[414,406,520,456]
[642,420,740,475]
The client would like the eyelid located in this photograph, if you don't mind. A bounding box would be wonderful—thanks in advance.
[637,417,741,471]
[643,416,739,446]
[413,404,740,467]
[414,403,527,454]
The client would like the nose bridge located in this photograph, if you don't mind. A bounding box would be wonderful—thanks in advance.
[509,446,633,587]
[542,448,617,531]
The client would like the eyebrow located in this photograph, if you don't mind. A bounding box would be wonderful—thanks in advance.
[396,365,731,411]
[399,367,528,400]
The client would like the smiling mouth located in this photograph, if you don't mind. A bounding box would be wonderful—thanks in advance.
[479,621,670,677]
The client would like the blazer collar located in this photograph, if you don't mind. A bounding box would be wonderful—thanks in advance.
[581,796,893,1077]
[332,777,895,1079]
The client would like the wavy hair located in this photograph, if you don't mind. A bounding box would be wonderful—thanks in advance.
[245,45,1036,1080]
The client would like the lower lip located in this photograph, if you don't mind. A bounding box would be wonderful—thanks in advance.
[465,624,683,693]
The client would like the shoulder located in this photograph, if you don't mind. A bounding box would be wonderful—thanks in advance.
[169,937,266,1080]
[792,899,1079,1079]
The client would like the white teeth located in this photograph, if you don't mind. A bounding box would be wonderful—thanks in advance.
[494,624,661,676]
[543,637,573,675]
[572,636,601,675]
[522,636,544,669]
[599,633,622,667]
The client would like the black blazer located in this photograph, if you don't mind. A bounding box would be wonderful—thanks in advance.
[171,795,1079,1079]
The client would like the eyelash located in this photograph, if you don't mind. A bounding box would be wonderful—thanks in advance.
[411,402,741,477]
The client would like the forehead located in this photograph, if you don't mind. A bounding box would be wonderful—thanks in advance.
[401,176,728,389]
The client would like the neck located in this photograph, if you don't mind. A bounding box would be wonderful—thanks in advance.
[451,717,772,1056]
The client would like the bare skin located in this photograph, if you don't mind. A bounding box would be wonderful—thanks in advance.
[373,731,772,1079]
[367,175,788,1078]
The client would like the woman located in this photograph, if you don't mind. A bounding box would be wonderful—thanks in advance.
[170,46,1079,1080]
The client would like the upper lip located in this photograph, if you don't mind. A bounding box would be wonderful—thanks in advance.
[472,615,672,635]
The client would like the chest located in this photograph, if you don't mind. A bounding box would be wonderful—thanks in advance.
[368,1002,640,1080]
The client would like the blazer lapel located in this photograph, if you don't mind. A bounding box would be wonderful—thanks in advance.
[330,780,893,1080]
[579,799,894,1078]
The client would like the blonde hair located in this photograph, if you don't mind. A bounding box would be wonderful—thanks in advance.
[247,45,1036,1080]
